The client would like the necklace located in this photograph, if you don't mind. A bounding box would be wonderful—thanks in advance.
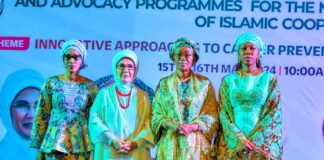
[178,71,191,83]
[179,76,191,83]
[115,87,132,109]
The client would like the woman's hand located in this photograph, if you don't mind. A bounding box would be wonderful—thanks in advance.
[120,141,138,153]
[177,125,189,136]
[112,139,124,150]
[177,123,199,136]
[244,140,256,151]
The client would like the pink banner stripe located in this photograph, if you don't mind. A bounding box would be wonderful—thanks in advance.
[0,36,30,50]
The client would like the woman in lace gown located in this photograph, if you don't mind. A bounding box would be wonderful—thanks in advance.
[217,32,282,160]
[30,40,98,159]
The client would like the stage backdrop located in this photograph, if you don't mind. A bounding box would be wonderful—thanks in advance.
[1,0,324,159]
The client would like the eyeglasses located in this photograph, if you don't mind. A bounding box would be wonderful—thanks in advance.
[11,101,37,112]
[174,53,193,60]
[117,64,135,70]
[64,55,81,61]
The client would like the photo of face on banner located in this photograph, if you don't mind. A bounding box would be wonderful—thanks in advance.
[10,87,40,139]
[0,69,44,160]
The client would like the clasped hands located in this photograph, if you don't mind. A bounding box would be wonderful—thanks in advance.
[243,140,275,159]
[244,140,255,152]
[112,139,137,154]
[166,121,199,136]
[244,140,277,160]
[177,124,199,136]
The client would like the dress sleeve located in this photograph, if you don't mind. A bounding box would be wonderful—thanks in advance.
[132,92,155,148]
[248,75,282,159]
[29,78,52,148]
[89,82,98,105]
[151,81,178,140]
[88,89,119,145]
[191,81,220,142]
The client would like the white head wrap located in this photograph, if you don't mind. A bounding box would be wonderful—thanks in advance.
[112,50,138,84]
[61,40,87,69]
[235,32,266,58]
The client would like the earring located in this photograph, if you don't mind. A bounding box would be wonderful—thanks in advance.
[256,58,259,64]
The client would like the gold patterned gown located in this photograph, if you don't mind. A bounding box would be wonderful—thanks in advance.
[29,76,98,159]
[152,72,220,160]
[217,71,282,160]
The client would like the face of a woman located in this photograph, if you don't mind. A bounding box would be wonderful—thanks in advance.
[63,49,82,73]
[10,87,40,140]
[116,58,136,83]
[173,46,195,72]
[238,42,260,67]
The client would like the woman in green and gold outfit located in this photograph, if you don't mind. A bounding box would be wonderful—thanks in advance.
[152,38,220,160]
[217,32,282,160]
